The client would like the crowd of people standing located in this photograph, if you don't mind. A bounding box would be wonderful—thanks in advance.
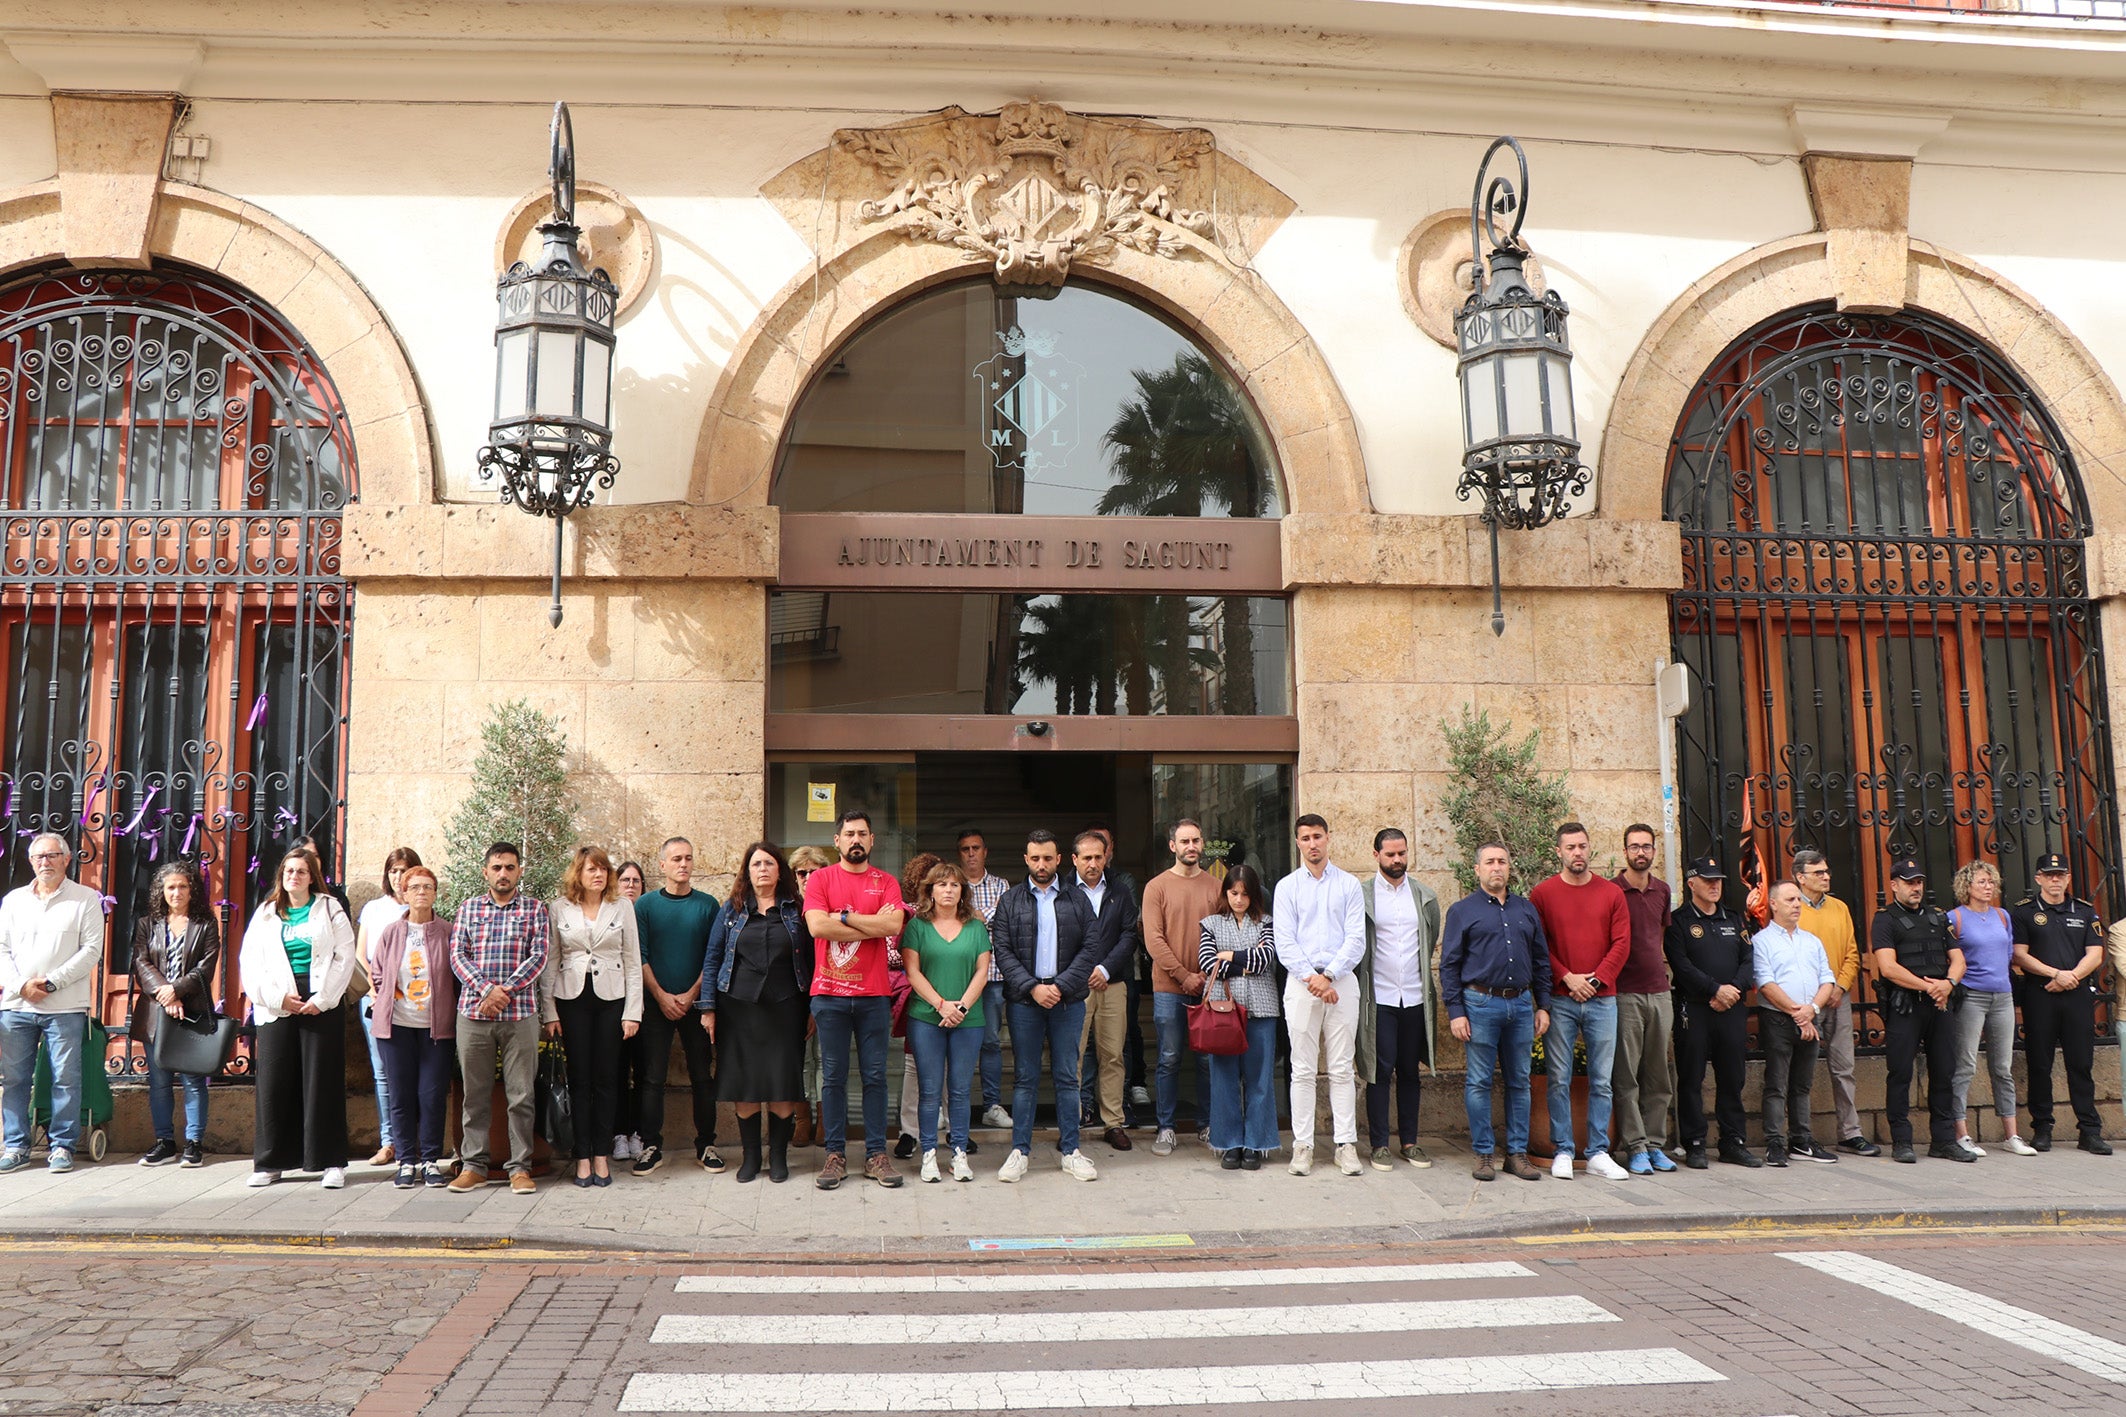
[0,815,2118,1186]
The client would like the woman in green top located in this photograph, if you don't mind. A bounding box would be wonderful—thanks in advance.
[902,861,992,1183]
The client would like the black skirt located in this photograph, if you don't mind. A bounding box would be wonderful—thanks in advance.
[717,992,810,1102]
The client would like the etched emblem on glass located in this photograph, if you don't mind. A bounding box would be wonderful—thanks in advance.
[974,326,1083,475]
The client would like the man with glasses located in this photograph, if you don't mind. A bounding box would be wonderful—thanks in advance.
[0,834,105,1174]
[1793,849,1879,1156]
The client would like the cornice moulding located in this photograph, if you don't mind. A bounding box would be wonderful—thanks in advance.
[1789,104,1952,159]
[2,32,203,93]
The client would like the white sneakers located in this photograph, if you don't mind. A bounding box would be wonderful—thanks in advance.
[613,1134,642,1160]
[1551,1152,1575,1180]
[2003,1134,2039,1156]
[1151,1129,1177,1156]
[1060,1150,1099,1182]
[997,1148,1030,1183]
[981,1105,1013,1129]
[1959,1136,1988,1158]
[321,1167,346,1189]
[951,1149,974,1182]
[1335,1144,1363,1177]
[247,1170,280,1188]
[1289,1145,1313,1176]
[920,1149,941,1183]
[1585,1151,1630,1181]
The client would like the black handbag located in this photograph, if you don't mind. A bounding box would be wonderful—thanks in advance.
[537,1041,574,1151]
[151,1010,239,1077]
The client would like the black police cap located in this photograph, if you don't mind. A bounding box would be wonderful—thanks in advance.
[2034,853,2070,875]
[1684,855,1724,880]
[1890,858,1925,881]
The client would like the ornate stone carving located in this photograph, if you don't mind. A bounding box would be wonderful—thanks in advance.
[764,104,1293,281]
[496,179,656,320]
[1398,207,1546,352]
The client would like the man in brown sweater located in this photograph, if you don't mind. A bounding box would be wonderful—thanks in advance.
[1140,819,1225,1154]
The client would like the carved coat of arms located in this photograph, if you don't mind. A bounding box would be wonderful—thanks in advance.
[832,102,1220,286]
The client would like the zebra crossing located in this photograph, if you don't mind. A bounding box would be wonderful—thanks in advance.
[617,1259,1728,1413]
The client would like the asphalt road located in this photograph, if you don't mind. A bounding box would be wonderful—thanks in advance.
[7,1229,2126,1416]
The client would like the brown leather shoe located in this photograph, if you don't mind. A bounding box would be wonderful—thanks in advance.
[1473,1153,1497,1182]
[1104,1126,1133,1151]
[1503,1153,1544,1181]
[816,1152,847,1190]
[447,1167,487,1193]
[368,1145,395,1167]
[509,1171,536,1195]
[791,1105,815,1148]
[864,1153,905,1188]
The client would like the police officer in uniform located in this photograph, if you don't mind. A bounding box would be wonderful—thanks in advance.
[1664,856,1757,1170]
[2012,852,2111,1156]
[1870,857,1967,1164]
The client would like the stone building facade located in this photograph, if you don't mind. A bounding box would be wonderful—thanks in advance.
[4,1,2125,1131]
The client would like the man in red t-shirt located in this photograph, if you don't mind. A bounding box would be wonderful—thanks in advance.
[802,810,906,1191]
[1528,821,1631,1182]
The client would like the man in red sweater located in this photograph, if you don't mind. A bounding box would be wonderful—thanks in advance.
[1529,822,1632,1181]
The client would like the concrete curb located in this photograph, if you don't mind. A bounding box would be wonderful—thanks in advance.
[8,1201,2126,1262]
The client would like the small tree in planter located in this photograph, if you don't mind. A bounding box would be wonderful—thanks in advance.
[1438,705,1572,897]
[441,699,579,912]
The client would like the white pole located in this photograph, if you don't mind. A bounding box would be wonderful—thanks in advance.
[1656,657,1681,888]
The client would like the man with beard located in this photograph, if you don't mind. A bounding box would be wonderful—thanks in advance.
[1139,819,1222,1153]
[990,830,1101,1182]
[1362,828,1437,1170]
[801,810,906,1190]
[1529,823,1632,1181]
[1610,824,1675,1175]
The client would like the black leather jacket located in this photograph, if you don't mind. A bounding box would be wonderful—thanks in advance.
[991,878,1099,1005]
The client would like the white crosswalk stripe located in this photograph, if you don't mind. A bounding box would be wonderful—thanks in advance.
[623,1259,1729,1414]
[652,1293,1614,1345]
[674,1260,1534,1294]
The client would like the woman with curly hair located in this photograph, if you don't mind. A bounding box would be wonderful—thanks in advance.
[131,860,222,1168]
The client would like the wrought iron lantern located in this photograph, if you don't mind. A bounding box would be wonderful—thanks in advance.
[1453,136,1587,637]
[477,101,620,628]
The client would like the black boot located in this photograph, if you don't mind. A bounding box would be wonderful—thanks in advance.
[767,1113,795,1183]
[735,1113,763,1183]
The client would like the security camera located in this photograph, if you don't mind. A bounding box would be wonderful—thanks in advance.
[1024,720,1051,737]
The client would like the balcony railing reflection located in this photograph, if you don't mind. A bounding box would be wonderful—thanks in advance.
[1797,0,2124,17]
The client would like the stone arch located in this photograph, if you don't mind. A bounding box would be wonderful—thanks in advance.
[690,231,1370,516]
[1601,232,2126,530]
[0,180,435,506]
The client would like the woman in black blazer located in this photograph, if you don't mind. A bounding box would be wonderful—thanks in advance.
[130,861,223,1167]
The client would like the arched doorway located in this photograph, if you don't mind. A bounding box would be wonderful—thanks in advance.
[765,276,1295,887]
[0,265,356,1069]
[1666,301,2119,938]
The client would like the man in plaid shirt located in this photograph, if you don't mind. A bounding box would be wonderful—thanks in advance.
[958,829,1013,1129]
[448,842,550,1194]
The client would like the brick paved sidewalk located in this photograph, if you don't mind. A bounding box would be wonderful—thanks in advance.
[0,1129,2118,1255]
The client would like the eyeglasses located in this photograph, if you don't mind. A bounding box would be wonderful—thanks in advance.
[28,851,67,862]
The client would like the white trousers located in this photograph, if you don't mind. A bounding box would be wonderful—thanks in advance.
[1285,972,1359,1148]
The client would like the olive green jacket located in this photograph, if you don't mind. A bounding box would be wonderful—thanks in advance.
[1357,874,1441,1081]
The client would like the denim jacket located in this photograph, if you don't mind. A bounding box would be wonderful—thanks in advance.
[698,895,813,1010]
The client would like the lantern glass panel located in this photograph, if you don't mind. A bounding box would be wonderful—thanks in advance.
[495,328,530,420]
[534,329,578,420]
[1544,355,1576,441]
[581,339,611,431]
[1462,358,1500,447]
[1502,351,1544,438]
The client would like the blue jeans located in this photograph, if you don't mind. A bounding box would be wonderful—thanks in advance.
[1,1010,87,1154]
[979,980,1005,1109]
[147,1056,210,1143]
[1153,991,1211,1133]
[359,995,395,1150]
[1207,1015,1281,1153]
[908,1017,982,1153]
[381,1025,456,1165]
[1461,989,1535,1157]
[1008,997,1085,1156]
[1546,994,1618,1158]
[812,994,892,1158]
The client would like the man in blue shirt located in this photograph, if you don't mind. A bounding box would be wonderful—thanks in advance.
[1751,880,1838,1167]
[989,830,1100,1183]
[1439,841,1552,1182]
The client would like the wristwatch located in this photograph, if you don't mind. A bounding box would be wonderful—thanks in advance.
[839,909,851,926]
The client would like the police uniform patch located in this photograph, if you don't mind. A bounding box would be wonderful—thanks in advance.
[2035,913,2048,925]
[1690,924,1704,938]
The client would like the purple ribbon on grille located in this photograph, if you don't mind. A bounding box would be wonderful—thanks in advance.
[3,781,14,819]
[245,693,269,731]
[117,784,160,838]
[79,779,103,827]
[180,813,199,856]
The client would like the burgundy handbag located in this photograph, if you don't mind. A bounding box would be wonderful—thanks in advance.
[1186,975,1249,1056]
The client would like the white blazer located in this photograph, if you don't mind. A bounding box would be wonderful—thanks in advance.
[240,895,358,1023]
[540,897,644,1025]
